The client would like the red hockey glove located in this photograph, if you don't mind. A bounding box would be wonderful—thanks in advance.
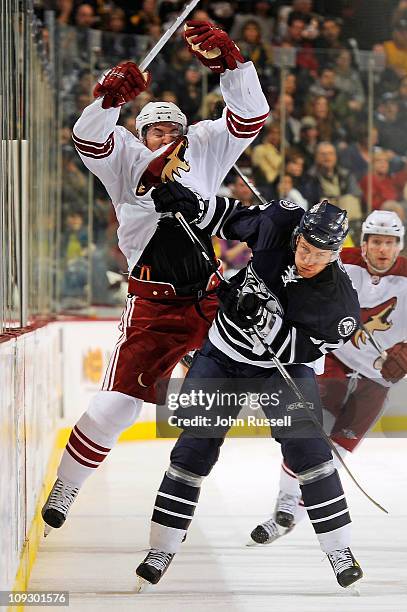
[93,62,151,109]
[184,20,244,73]
[380,342,407,383]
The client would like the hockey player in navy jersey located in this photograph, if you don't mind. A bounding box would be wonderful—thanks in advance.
[135,184,363,590]
[42,21,269,534]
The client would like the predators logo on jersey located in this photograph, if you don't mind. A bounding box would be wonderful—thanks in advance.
[135,137,190,196]
[352,296,397,349]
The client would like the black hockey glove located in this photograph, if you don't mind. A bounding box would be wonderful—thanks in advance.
[216,281,264,329]
[152,182,205,224]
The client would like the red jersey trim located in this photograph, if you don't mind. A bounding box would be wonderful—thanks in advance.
[226,109,268,138]
[72,131,115,159]
[341,247,407,278]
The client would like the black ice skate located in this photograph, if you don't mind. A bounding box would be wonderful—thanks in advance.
[248,491,300,545]
[42,478,79,536]
[275,491,301,528]
[248,515,291,545]
[135,548,175,591]
[327,547,363,588]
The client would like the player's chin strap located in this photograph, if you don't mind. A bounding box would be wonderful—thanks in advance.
[174,210,389,515]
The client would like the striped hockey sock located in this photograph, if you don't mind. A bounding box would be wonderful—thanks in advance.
[300,470,351,553]
[150,472,201,554]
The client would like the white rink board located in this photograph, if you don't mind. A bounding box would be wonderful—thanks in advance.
[61,320,184,425]
[30,437,407,611]
[0,325,60,591]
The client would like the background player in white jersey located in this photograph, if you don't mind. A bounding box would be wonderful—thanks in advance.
[250,210,407,545]
[42,20,269,533]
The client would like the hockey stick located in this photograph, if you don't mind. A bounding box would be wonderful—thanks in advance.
[250,326,388,514]
[139,0,201,72]
[233,164,268,206]
[174,212,224,282]
[174,213,389,514]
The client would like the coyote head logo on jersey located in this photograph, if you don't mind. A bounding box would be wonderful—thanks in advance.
[352,296,397,349]
[135,137,190,196]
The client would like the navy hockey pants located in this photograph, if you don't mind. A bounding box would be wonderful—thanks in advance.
[170,340,332,477]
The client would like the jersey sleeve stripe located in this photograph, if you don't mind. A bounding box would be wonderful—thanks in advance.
[226,110,267,138]
[72,131,115,158]
[227,110,270,124]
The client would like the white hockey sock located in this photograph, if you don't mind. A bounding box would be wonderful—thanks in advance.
[150,522,186,554]
[279,462,307,524]
[58,391,142,487]
[317,523,351,554]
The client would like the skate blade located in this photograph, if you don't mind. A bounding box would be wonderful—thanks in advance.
[43,524,53,538]
[348,584,361,597]
[135,576,151,593]
[246,538,259,547]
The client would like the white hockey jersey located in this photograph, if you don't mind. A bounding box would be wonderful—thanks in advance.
[72,62,269,272]
[334,247,407,387]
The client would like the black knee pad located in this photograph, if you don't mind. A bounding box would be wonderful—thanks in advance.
[281,437,332,474]
[170,433,225,477]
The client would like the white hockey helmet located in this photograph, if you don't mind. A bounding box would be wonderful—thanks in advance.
[361,210,405,250]
[135,101,187,140]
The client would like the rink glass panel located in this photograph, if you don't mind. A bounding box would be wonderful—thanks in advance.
[0,1,60,331]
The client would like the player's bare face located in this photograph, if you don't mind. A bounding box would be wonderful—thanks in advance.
[295,235,332,278]
[145,122,183,151]
[364,235,399,272]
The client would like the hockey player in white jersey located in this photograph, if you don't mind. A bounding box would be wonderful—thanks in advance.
[42,20,269,533]
[250,210,407,545]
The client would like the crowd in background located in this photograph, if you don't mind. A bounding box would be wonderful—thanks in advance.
[34,0,407,305]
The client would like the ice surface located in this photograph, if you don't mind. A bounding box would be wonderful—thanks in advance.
[29,437,407,611]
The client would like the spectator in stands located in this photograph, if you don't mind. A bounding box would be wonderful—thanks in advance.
[339,125,378,182]
[333,48,365,115]
[200,91,224,120]
[277,173,308,210]
[359,150,407,219]
[383,10,407,78]
[101,8,137,66]
[57,0,74,25]
[230,1,275,41]
[280,11,319,75]
[397,74,407,119]
[74,3,97,29]
[376,92,407,156]
[303,141,362,220]
[129,0,160,35]
[251,122,282,193]
[236,20,273,82]
[285,149,307,192]
[273,94,301,144]
[315,16,347,67]
[207,0,236,32]
[306,94,338,142]
[277,0,319,41]
[61,146,89,217]
[174,63,202,122]
[308,66,337,101]
[60,209,89,303]
[295,116,319,170]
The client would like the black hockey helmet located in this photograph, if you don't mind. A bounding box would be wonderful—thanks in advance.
[292,200,348,256]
